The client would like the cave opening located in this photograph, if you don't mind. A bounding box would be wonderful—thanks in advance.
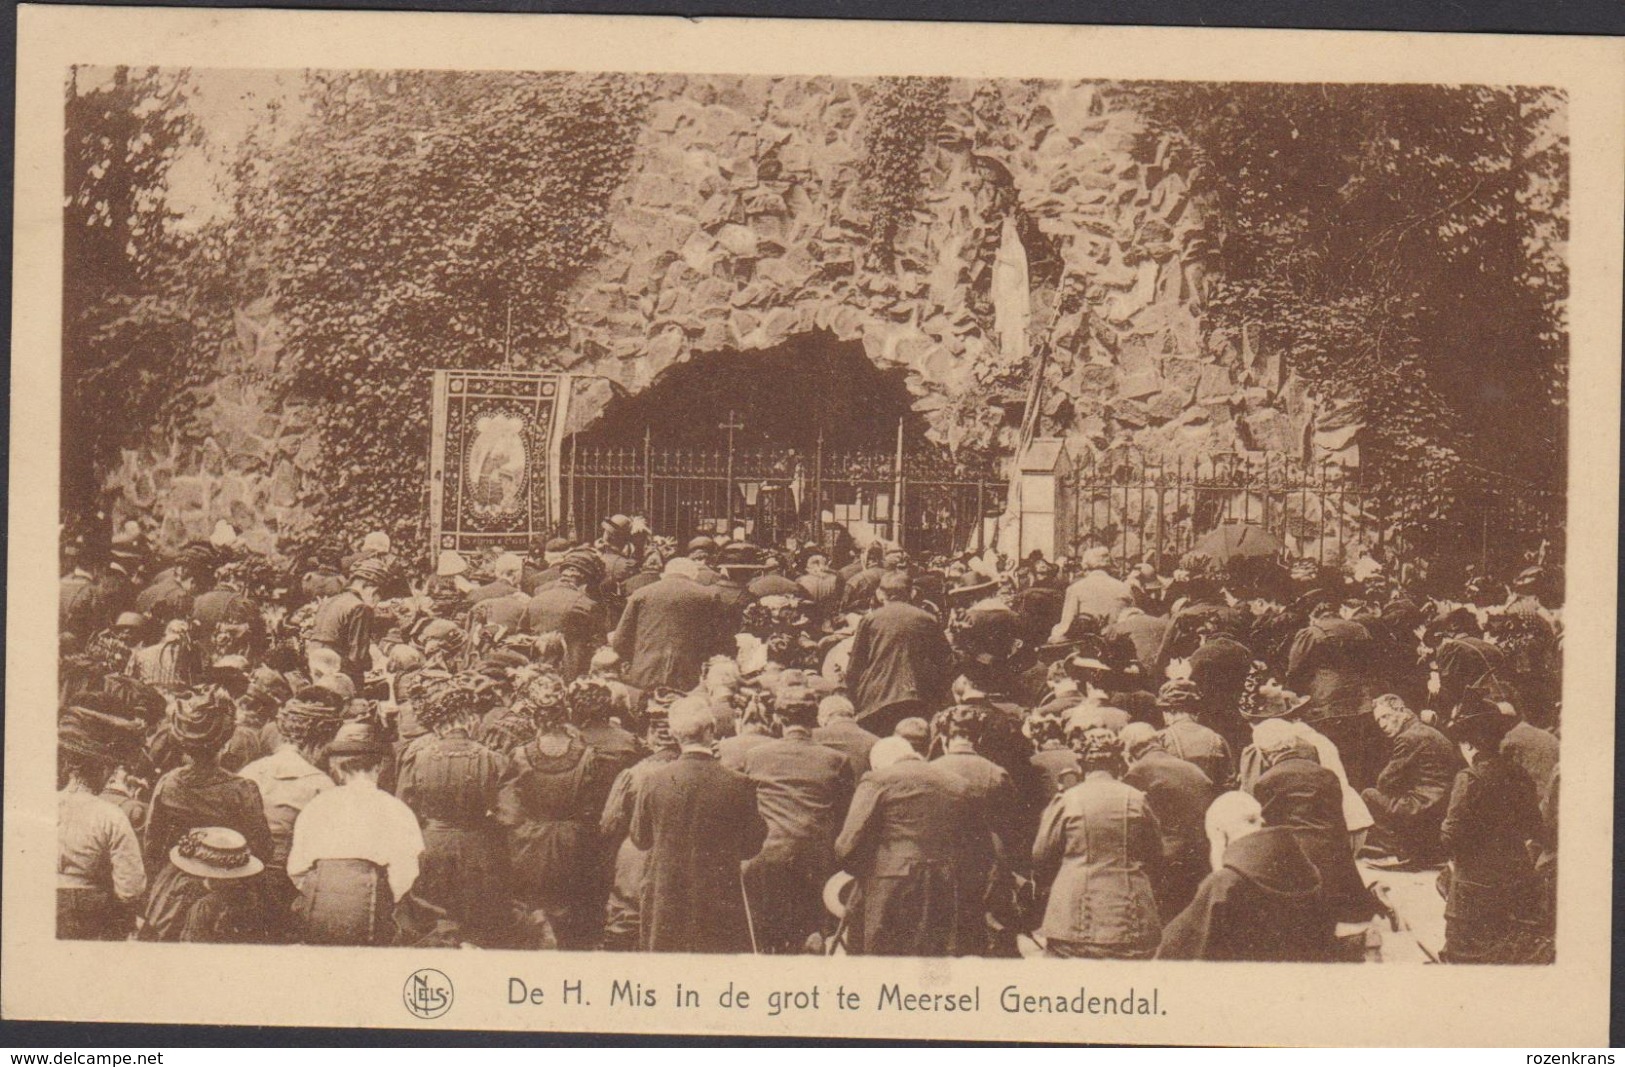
[574,330,922,452]
[565,331,1001,554]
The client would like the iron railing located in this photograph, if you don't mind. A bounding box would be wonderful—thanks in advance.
[564,435,1006,558]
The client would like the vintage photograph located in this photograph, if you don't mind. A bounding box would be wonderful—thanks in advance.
[10,7,1622,1046]
[52,61,1571,967]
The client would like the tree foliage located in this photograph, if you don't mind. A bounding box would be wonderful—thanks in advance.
[856,76,950,269]
[241,71,651,551]
[1119,82,1568,566]
[62,66,212,550]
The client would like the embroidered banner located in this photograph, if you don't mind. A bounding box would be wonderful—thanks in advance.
[428,370,571,554]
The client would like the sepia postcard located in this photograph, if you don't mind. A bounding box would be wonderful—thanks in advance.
[6,4,1622,1046]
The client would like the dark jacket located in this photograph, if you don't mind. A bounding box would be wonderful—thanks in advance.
[834,757,978,956]
[629,752,766,953]
[1435,637,1503,717]
[1359,718,1461,862]
[524,581,608,680]
[1501,721,1559,810]
[143,763,275,876]
[1123,747,1215,919]
[846,600,952,726]
[1188,634,1254,748]
[738,732,854,875]
[1286,617,1377,722]
[1253,755,1375,923]
[747,573,805,601]
[1157,826,1337,962]
[1441,755,1545,888]
[610,575,730,693]
[308,590,373,681]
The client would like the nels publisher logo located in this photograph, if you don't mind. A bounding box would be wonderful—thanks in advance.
[404,968,454,1020]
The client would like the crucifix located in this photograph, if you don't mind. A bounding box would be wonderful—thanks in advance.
[720,409,745,532]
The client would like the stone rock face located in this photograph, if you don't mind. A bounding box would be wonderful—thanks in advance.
[103,76,1354,556]
[539,75,1324,474]
[104,302,324,556]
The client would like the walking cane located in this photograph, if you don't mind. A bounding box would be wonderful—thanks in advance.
[739,868,760,955]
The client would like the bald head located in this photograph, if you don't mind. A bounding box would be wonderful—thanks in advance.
[870,735,922,770]
[1205,791,1263,871]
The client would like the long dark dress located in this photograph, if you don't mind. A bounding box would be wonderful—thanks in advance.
[1438,754,1550,963]
[393,732,511,947]
[143,870,269,943]
[494,733,621,950]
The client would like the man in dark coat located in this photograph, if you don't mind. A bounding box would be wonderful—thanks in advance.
[1359,694,1462,865]
[1121,722,1216,921]
[524,549,609,681]
[738,684,855,953]
[306,558,386,689]
[1287,605,1383,788]
[1187,620,1254,758]
[1157,791,1337,962]
[1250,732,1377,934]
[137,547,211,629]
[846,572,953,737]
[610,559,730,693]
[629,696,766,953]
[835,736,978,956]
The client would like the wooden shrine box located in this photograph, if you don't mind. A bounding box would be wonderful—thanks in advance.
[1017,437,1075,561]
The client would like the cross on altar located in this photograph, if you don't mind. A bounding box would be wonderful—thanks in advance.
[720,410,744,528]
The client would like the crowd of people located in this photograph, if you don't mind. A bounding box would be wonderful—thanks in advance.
[56,510,1562,963]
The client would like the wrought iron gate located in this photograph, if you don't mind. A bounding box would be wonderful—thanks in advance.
[564,436,1006,558]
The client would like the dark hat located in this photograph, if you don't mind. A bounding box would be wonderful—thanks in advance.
[941,702,988,737]
[177,541,222,569]
[1445,692,1517,747]
[544,537,574,554]
[561,547,606,584]
[99,674,169,727]
[326,720,392,757]
[109,534,145,563]
[1156,678,1204,709]
[686,535,718,554]
[59,701,147,766]
[170,827,264,881]
[279,685,347,730]
[170,689,237,752]
[947,574,999,603]
[349,556,393,586]
[1241,683,1311,722]
[716,542,768,572]
[244,666,294,710]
